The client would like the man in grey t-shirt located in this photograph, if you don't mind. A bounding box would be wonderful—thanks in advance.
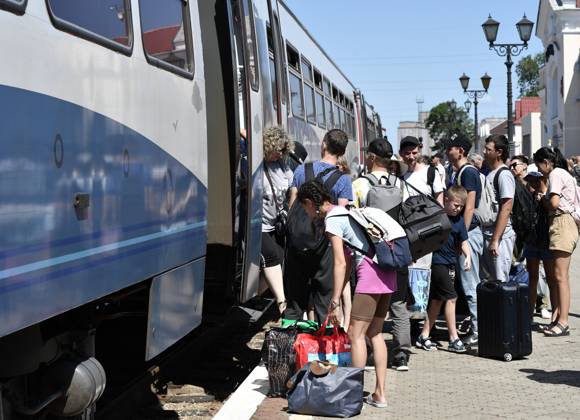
[481,135,516,283]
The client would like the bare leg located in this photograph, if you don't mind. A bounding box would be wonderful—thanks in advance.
[348,318,370,369]
[420,299,443,339]
[550,251,571,329]
[366,316,388,404]
[526,258,540,317]
[444,299,459,341]
[341,281,352,331]
[263,265,286,313]
[544,259,559,323]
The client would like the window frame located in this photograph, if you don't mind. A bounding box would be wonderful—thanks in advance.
[240,0,259,91]
[45,0,133,56]
[315,90,326,128]
[0,0,27,15]
[300,56,316,125]
[313,68,323,91]
[139,0,195,79]
[286,41,300,72]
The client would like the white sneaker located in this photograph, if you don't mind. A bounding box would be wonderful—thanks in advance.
[540,308,552,319]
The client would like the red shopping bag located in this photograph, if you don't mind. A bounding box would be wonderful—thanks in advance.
[293,317,351,371]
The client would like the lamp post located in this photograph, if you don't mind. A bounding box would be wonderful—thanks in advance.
[459,73,491,153]
[482,14,534,154]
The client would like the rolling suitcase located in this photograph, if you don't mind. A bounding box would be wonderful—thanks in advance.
[476,280,532,361]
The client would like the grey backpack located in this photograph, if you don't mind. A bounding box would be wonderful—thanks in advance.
[457,164,496,227]
[361,173,403,220]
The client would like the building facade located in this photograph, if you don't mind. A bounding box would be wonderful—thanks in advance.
[397,111,435,155]
[536,0,580,155]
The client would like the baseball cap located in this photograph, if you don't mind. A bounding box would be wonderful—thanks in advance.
[524,171,542,180]
[446,134,472,153]
[365,138,393,158]
[399,136,421,149]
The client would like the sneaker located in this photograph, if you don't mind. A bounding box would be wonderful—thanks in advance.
[462,333,479,347]
[415,335,437,351]
[392,357,409,371]
[458,316,472,335]
[448,338,467,353]
[540,308,552,319]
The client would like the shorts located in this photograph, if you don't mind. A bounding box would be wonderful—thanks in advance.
[260,231,284,268]
[523,244,553,261]
[351,293,391,322]
[429,264,457,301]
[548,213,579,254]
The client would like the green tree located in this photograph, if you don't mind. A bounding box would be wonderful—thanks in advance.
[425,101,474,152]
[516,53,545,97]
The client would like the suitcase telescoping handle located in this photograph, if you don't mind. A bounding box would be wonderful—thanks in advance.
[418,224,442,239]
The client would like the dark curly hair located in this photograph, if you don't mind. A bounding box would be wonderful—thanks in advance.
[533,147,568,171]
[297,180,333,209]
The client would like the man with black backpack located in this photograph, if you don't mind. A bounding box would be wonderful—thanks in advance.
[284,129,353,324]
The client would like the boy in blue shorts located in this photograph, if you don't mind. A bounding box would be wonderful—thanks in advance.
[416,186,472,353]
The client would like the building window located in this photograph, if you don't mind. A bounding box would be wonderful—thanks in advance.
[46,0,132,53]
[289,72,304,118]
[0,0,27,14]
[140,0,193,77]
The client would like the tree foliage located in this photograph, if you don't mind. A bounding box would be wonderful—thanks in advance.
[516,53,545,97]
[425,101,474,152]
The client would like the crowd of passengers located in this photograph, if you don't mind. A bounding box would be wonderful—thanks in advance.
[257,126,578,408]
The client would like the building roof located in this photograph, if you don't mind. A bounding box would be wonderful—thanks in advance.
[515,97,542,125]
[490,120,508,135]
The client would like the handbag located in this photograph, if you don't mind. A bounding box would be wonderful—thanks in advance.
[287,361,364,418]
[294,317,351,371]
[264,163,288,239]
[261,326,298,397]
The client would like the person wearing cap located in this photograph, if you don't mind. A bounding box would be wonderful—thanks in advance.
[388,156,407,177]
[286,141,308,172]
[510,155,529,184]
[446,134,484,345]
[352,138,411,372]
[522,171,554,320]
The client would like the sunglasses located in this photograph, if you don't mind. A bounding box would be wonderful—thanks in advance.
[510,162,524,169]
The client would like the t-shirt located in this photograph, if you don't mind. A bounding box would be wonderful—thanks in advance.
[435,163,447,190]
[453,164,482,231]
[548,167,577,214]
[325,206,371,267]
[486,165,515,228]
[432,214,468,266]
[292,161,353,202]
[402,165,444,201]
[352,170,402,208]
[262,160,293,232]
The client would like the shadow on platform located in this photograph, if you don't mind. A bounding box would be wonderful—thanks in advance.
[520,368,580,388]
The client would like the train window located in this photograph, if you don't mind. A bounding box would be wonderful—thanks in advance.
[351,115,356,138]
[46,0,132,54]
[315,91,325,128]
[332,85,339,102]
[286,43,300,72]
[0,0,27,14]
[273,15,286,105]
[304,83,316,124]
[140,0,194,77]
[323,79,331,97]
[289,72,304,118]
[333,103,340,128]
[340,108,347,132]
[339,92,345,107]
[269,58,277,109]
[325,98,332,128]
[313,69,323,91]
[301,58,313,82]
[238,0,259,91]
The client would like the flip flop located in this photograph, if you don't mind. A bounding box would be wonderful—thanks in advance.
[543,322,570,337]
[364,394,388,409]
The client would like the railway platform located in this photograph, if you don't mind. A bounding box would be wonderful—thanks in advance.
[221,252,580,420]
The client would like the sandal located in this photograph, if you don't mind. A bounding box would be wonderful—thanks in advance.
[539,321,557,331]
[543,322,570,337]
[364,394,388,409]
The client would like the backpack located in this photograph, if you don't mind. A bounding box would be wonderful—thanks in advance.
[427,165,437,196]
[573,165,580,187]
[398,182,451,260]
[456,164,494,226]
[286,162,343,255]
[360,173,403,220]
[327,207,412,271]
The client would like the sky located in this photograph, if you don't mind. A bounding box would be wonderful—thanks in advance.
[284,0,543,150]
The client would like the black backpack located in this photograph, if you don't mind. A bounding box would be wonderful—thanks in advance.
[286,163,343,255]
[493,167,538,249]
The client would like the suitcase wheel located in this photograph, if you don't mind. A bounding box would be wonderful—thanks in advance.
[503,353,513,362]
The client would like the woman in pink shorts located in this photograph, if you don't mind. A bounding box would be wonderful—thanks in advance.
[297,180,397,408]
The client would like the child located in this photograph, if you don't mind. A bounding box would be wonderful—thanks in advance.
[415,186,472,353]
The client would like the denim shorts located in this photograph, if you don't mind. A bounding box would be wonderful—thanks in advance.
[523,244,553,261]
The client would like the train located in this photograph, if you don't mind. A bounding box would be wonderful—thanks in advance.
[0,0,382,418]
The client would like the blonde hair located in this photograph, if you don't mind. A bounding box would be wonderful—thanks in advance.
[446,185,468,205]
[337,156,351,175]
[263,126,294,158]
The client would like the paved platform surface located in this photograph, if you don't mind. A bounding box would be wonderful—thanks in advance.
[251,252,580,420]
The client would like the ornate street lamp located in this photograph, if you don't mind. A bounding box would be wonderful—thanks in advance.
[482,14,534,153]
[464,99,472,113]
[459,73,491,153]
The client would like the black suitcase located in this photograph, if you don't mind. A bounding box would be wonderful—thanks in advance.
[476,280,532,361]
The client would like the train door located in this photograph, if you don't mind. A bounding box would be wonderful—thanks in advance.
[266,0,288,127]
[232,0,264,303]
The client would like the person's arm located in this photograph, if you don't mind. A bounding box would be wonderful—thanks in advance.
[546,193,560,211]
[489,197,513,255]
[461,239,472,271]
[463,190,476,229]
[338,198,349,206]
[288,186,298,208]
[328,234,347,323]
[434,191,444,206]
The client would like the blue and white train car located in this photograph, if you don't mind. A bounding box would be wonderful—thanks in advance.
[0,0,382,418]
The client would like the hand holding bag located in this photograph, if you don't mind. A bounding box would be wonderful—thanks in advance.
[287,361,364,418]
[293,317,351,371]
